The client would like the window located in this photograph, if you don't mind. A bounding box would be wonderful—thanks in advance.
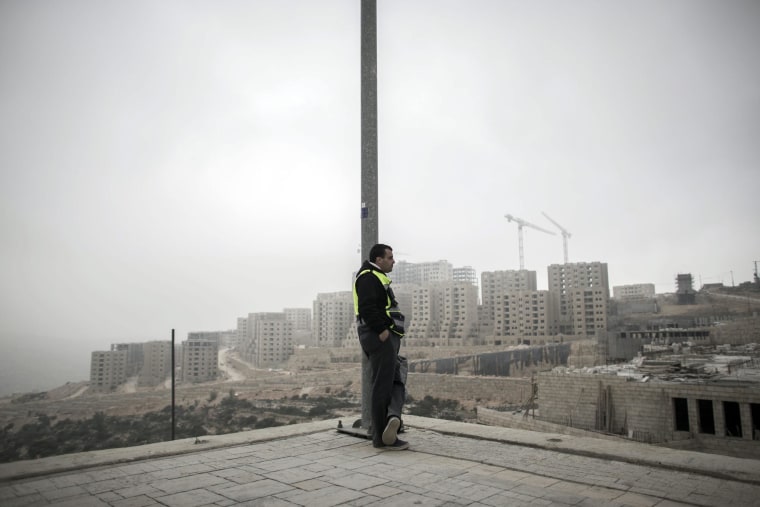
[752,404,760,441]
[673,398,689,432]
[724,401,742,438]
[697,399,715,434]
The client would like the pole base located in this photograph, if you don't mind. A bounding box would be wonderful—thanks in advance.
[336,419,371,439]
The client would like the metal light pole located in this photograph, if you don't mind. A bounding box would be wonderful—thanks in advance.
[360,0,378,431]
[171,328,176,440]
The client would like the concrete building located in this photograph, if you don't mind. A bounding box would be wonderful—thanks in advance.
[406,282,479,347]
[406,285,439,344]
[538,353,760,459]
[391,283,416,330]
[312,292,354,348]
[453,266,478,287]
[236,317,248,350]
[139,341,172,387]
[392,260,453,284]
[676,273,697,305]
[89,349,128,391]
[243,312,294,367]
[285,307,312,347]
[548,262,610,336]
[480,269,537,333]
[284,308,311,332]
[181,334,219,383]
[493,290,560,344]
[110,342,143,377]
[613,283,656,300]
[566,287,609,337]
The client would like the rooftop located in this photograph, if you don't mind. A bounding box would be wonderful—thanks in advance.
[1,416,758,506]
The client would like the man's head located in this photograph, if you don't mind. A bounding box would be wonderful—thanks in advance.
[369,243,394,273]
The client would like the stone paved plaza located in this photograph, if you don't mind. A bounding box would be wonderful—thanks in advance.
[1,417,758,506]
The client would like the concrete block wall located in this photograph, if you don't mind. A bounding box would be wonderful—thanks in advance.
[538,372,760,448]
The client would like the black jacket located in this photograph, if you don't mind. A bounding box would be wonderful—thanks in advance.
[355,261,395,335]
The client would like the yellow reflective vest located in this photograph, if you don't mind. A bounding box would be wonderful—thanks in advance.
[353,269,405,337]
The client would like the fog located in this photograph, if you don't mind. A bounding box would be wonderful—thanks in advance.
[1,0,759,395]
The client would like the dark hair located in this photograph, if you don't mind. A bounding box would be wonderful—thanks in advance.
[369,243,392,263]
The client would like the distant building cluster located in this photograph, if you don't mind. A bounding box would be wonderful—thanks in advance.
[90,257,676,389]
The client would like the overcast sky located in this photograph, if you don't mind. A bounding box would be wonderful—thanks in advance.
[1,0,759,395]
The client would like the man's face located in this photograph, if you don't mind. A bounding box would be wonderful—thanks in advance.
[375,249,395,273]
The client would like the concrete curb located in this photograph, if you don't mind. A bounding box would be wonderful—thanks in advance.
[401,415,760,485]
[0,418,343,483]
[3,415,759,486]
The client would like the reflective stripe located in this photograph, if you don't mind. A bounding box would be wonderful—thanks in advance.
[353,268,404,336]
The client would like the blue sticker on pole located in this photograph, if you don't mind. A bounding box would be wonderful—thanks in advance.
[361,203,368,219]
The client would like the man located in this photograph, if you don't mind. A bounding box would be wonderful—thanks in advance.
[353,243,408,450]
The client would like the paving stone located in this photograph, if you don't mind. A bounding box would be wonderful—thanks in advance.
[3,493,47,507]
[113,483,163,498]
[40,484,88,501]
[47,494,110,506]
[275,484,364,507]
[213,478,293,502]
[151,473,231,494]
[112,495,160,507]
[154,488,227,507]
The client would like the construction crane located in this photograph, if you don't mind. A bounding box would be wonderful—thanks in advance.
[504,214,555,270]
[542,211,572,264]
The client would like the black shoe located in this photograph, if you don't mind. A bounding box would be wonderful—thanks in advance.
[373,438,409,451]
[382,416,401,446]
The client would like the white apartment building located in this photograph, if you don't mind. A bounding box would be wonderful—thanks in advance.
[236,317,248,349]
[453,266,478,287]
[548,262,610,298]
[548,262,610,336]
[493,290,560,344]
[406,281,479,347]
[406,286,439,344]
[244,312,294,367]
[182,334,219,383]
[285,307,313,346]
[111,342,143,377]
[139,340,172,386]
[613,283,656,300]
[566,287,609,337]
[313,292,354,347]
[392,260,453,284]
[480,270,538,327]
[90,349,127,391]
[284,308,312,332]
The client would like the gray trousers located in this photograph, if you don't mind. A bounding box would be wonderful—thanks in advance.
[358,324,406,445]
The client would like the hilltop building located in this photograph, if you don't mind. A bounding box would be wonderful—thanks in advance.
[284,307,312,346]
[111,342,144,377]
[89,349,127,391]
[240,312,294,367]
[676,273,697,305]
[392,260,453,284]
[548,262,610,336]
[453,266,478,287]
[613,283,655,300]
[480,270,538,342]
[181,334,219,383]
[405,281,479,347]
[139,341,172,387]
[492,290,560,345]
[312,292,354,348]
